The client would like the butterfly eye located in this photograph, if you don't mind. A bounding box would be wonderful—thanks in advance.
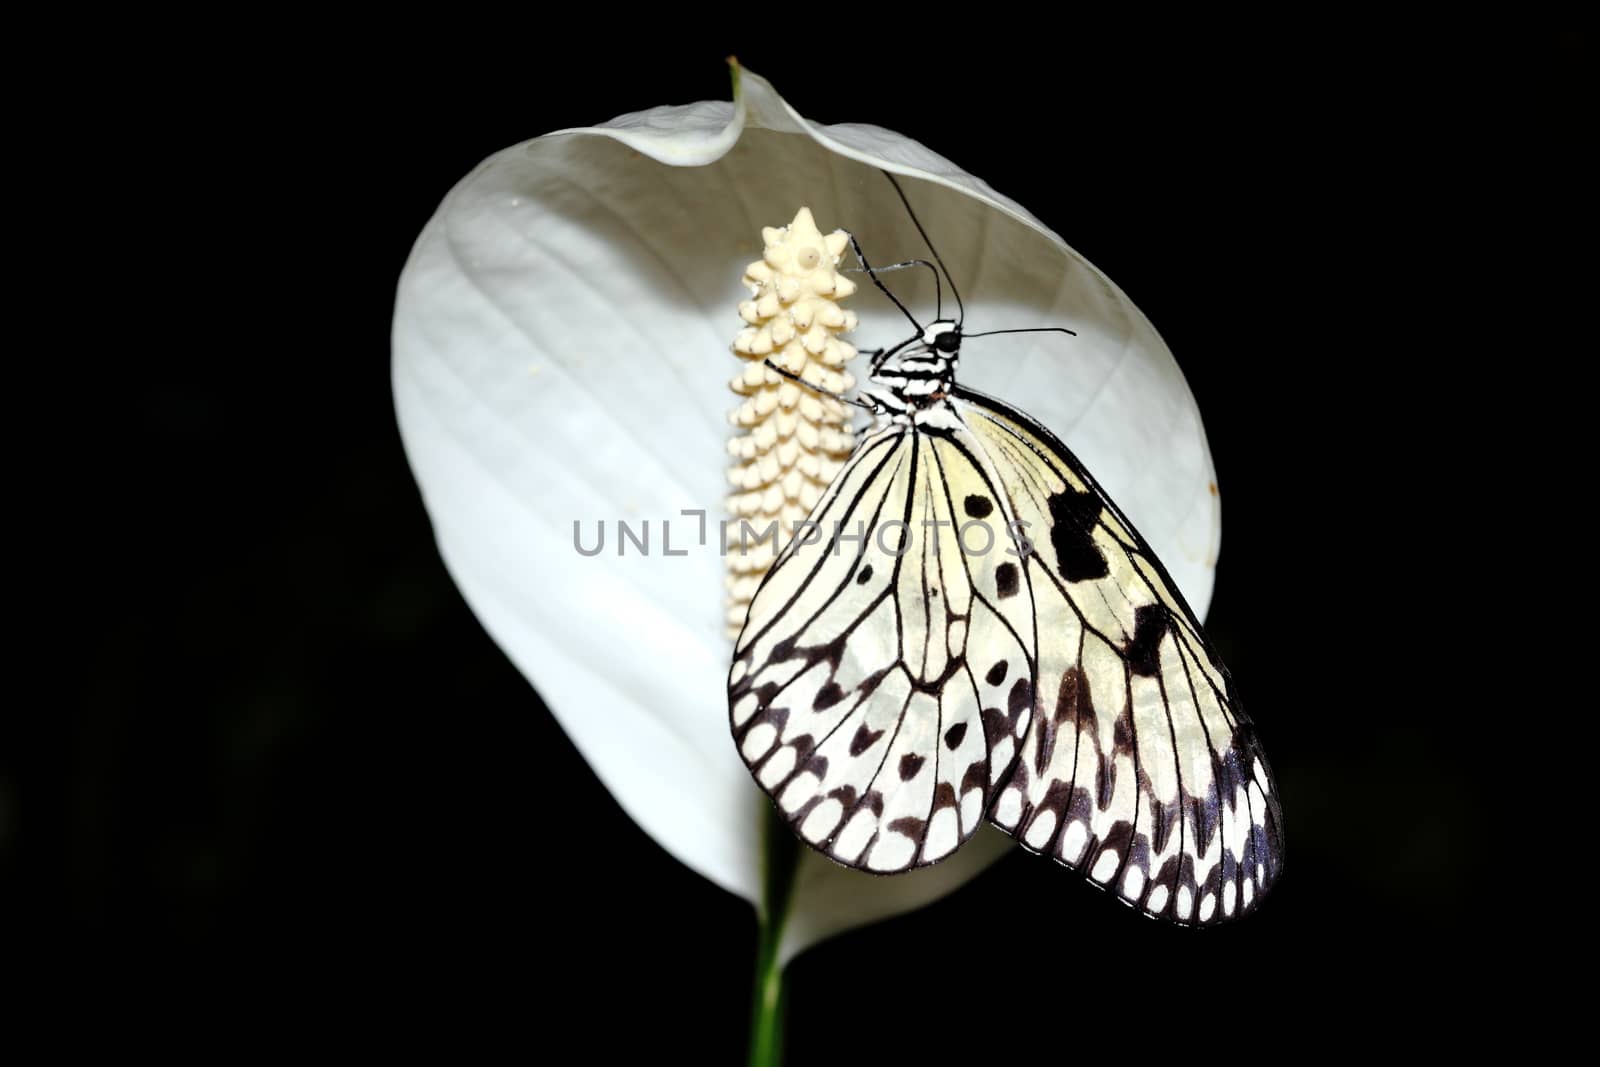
[934,331,961,353]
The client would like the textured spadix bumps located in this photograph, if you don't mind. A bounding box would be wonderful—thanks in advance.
[726,209,859,635]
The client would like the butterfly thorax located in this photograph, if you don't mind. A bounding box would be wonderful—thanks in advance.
[871,320,961,408]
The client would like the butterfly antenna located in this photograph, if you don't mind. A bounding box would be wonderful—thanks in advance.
[962,326,1079,339]
[848,232,923,334]
[883,171,964,326]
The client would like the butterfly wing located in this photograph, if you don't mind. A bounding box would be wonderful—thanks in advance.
[730,422,1035,871]
[957,385,1285,924]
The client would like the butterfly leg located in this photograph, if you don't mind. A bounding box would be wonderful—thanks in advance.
[762,359,890,417]
[843,257,936,278]
[845,231,930,330]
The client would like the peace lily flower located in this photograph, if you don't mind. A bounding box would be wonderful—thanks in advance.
[393,65,1220,1059]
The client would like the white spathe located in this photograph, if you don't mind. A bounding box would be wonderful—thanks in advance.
[391,68,1220,963]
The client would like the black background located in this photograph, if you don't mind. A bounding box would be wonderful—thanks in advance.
[18,22,1581,1051]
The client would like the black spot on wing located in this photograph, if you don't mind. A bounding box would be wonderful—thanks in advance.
[1152,853,1183,901]
[963,494,993,519]
[1112,710,1133,755]
[995,562,1020,598]
[898,753,925,780]
[1033,713,1056,776]
[1148,792,1179,856]
[1189,791,1220,853]
[1031,778,1072,834]
[1065,783,1094,832]
[1099,820,1135,869]
[985,660,1008,687]
[1126,605,1168,677]
[888,816,926,841]
[1047,489,1109,581]
[849,725,883,757]
[943,722,968,750]
[981,707,1008,747]
[857,563,873,584]
[787,733,815,766]
[1055,666,1088,724]
[814,682,846,710]
[1007,679,1032,723]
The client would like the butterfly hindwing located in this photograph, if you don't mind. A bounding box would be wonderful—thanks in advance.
[958,386,1285,924]
[730,424,1034,871]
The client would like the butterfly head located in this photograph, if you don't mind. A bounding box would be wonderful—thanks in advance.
[922,320,962,354]
[872,320,961,405]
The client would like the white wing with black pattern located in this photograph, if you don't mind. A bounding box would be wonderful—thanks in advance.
[730,421,1037,871]
[958,385,1284,924]
[728,385,1284,924]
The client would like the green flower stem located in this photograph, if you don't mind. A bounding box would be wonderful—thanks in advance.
[748,805,800,1067]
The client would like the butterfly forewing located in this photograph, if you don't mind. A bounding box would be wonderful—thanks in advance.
[730,424,1036,871]
[958,386,1284,924]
